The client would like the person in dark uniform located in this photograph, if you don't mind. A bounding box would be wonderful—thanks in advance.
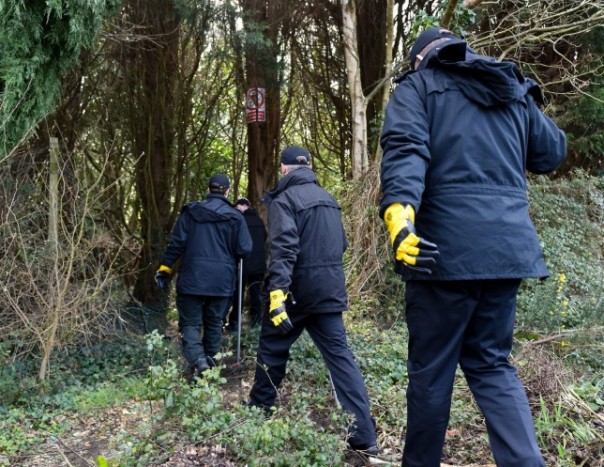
[155,174,252,375]
[247,146,378,456]
[379,27,567,466]
[226,198,267,330]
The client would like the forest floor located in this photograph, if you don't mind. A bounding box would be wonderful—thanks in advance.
[15,370,395,467]
[15,376,496,467]
[12,346,497,467]
[7,321,602,467]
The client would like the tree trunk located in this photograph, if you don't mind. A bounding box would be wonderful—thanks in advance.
[127,0,181,329]
[341,0,368,180]
[374,0,394,161]
[357,0,388,158]
[241,0,284,208]
[40,137,61,381]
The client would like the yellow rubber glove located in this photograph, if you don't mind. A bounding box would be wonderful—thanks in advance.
[384,203,439,273]
[155,264,173,289]
[269,289,294,334]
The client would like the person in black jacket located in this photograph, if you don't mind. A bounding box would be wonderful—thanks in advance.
[225,198,267,330]
[380,28,566,466]
[247,146,378,456]
[155,174,252,376]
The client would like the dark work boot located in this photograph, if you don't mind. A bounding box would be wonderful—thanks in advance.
[349,440,379,455]
[191,355,210,380]
[197,355,210,371]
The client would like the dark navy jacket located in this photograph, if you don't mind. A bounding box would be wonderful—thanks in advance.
[263,168,348,313]
[161,194,252,296]
[380,44,567,280]
[241,207,267,276]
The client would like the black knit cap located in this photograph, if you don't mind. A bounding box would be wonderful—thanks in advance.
[209,174,230,192]
[409,26,459,69]
[280,146,311,166]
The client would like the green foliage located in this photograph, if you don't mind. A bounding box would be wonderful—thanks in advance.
[0,0,122,155]
[561,85,604,174]
[409,5,477,42]
[0,335,154,464]
[68,377,146,412]
[227,406,346,467]
[114,331,346,466]
[535,379,604,466]
[0,406,49,462]
[0,333,159,408]
[517,173,604,338]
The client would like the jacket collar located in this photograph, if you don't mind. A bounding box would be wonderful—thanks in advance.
[206,193,232,205]
[262,168,317,205]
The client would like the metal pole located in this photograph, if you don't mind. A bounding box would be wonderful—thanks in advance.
[236,258,243,364]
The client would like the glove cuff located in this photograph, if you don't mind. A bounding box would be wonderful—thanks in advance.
[269,289,286,302]
[385,203,415,226]
[384,203,403,228]
[158,264,172,274]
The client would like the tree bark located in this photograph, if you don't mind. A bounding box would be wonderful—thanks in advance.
[127,0,180,328]
[240,0,285,208]
[374,0,394,161]
[341,0,368,180]
[40,137,61,381]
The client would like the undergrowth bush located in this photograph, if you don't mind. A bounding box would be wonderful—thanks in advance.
[518,172,604,335]
[0,333,164,465]
[114,331,347,466]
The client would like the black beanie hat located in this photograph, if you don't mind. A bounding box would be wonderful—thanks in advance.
[409,26,459,70]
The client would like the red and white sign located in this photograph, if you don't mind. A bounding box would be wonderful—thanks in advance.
[246,87,266,123]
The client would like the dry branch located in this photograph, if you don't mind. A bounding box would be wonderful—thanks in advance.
[0,139,130,379]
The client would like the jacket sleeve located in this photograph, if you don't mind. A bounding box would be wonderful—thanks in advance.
[160,211,189,267]
[266,196,299,292]
[379,77,431,218]
[235,216,253,260]
[525,94,567,174]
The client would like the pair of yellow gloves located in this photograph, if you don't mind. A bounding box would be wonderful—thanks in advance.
[268,203,439,334]
[154,265,294,334]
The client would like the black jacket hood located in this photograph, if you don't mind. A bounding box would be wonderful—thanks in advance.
[404,39,544,108]
[441,54,529,107]
[262,168,317,204]
[184,194,239,223]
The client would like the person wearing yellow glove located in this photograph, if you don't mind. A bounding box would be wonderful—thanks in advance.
[380,27,566,466]
[247,146,378,457]
[383,202,439,274]
[155,264,172,289]
[267,289,293,333]
[156,174,252,379]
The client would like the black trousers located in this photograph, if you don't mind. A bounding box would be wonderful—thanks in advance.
[402,279,545,467]
[249,311,377,449]
[176,294,230,368]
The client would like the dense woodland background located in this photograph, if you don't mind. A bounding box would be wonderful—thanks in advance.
[1,1,604,466]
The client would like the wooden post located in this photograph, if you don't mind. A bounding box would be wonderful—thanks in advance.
[48,137,59,250]
[40,137,60,381]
